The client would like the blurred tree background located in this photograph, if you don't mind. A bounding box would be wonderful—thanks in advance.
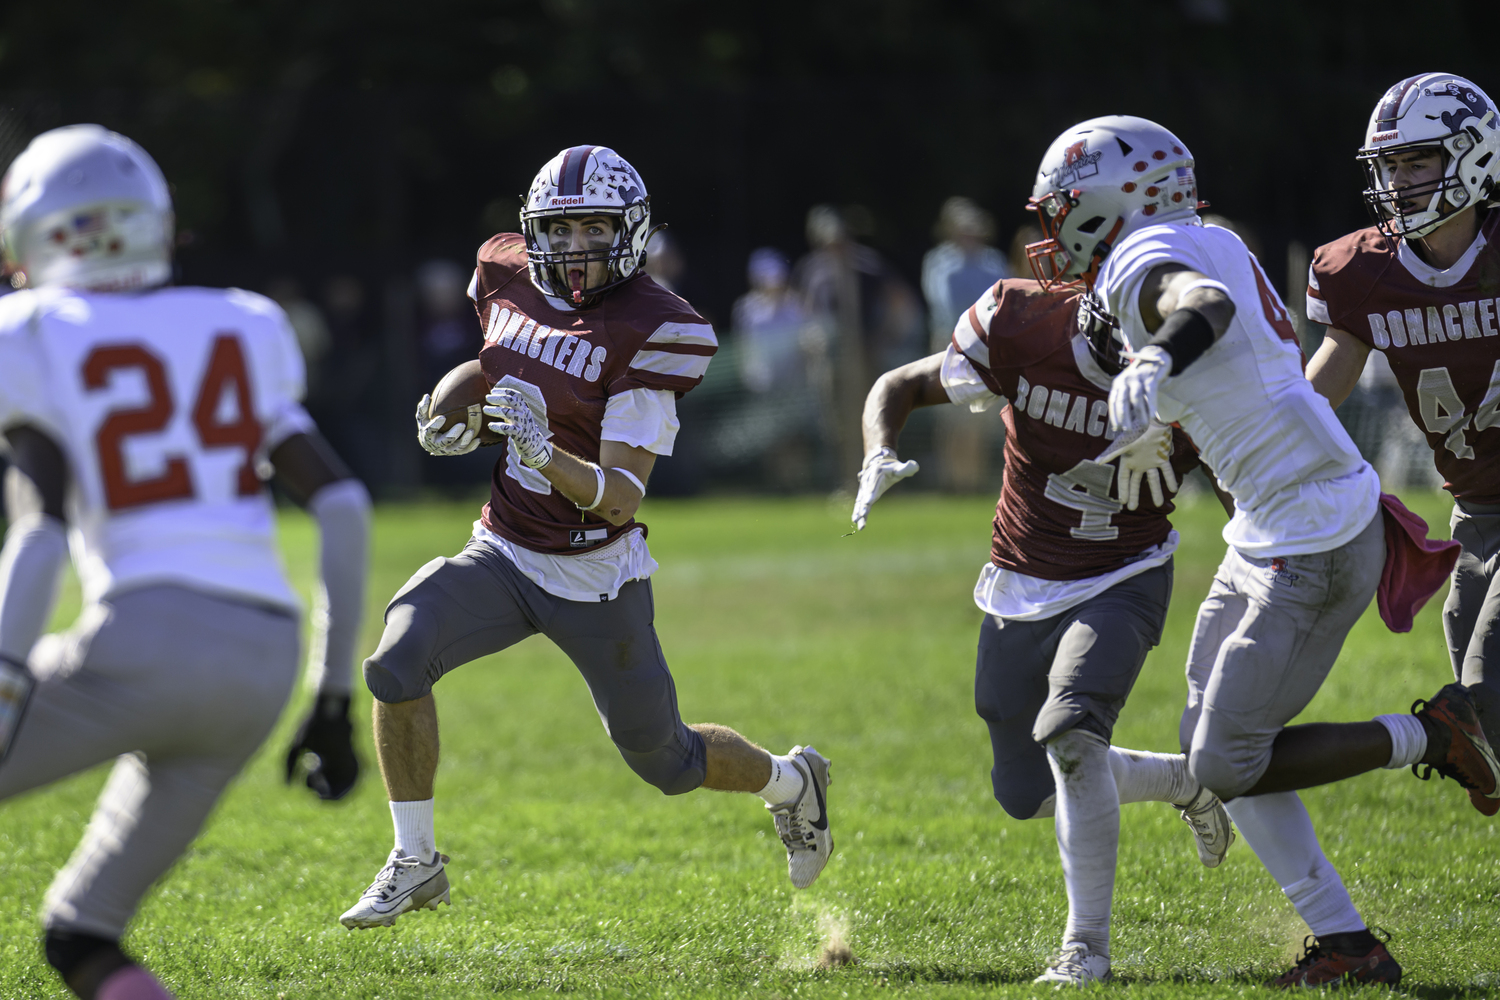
[0,0,1489,493]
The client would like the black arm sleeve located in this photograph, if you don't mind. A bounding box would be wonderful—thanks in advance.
[1147,307,1216,376]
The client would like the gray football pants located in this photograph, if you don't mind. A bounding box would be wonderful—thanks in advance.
[1179,512,1384,798]
[974,562,1173,821]
[0,585,299,939]
[1443,502,1500,749]
[362,537,707,795]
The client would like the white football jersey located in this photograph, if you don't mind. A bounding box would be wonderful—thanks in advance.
[0,286,315,608]
[1096,220,1379,556]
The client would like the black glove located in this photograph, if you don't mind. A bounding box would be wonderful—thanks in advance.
[284,693,359,801]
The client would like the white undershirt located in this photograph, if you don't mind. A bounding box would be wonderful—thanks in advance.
[938,344,1178,621]
[474,386,677,602]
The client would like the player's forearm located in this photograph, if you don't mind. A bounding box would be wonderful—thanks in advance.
[540,448,644,526]
[1305,328,1368,410]
[0,513,68,665]
[862,355,949,457]
[306,478,371,696]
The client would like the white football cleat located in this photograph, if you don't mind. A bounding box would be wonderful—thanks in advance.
[339,849,451,929]
[1179,785,1234,868]
[1034,945,1111,986]
[768,745,833,889]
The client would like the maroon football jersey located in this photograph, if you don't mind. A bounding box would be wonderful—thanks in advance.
[1309,211,1500,502]
[953,279,1200,581]
[470,234,716,554]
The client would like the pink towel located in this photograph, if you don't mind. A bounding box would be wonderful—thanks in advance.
[1377,492,1460,633]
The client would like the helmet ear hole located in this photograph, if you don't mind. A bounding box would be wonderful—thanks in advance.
[1075,215,1107,234]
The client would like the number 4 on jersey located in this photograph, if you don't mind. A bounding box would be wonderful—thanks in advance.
[1045,459,1123,540]
[84,334,264,511]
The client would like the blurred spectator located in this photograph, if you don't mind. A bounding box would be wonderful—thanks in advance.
[710,248,819,489]
[1008,223,1043,281]
[416,259,480,391]
[921,198,1009,494]
[921,197,1010,351]
[643,229,684,293]
[733,249,807,394]
[793,205,924,484]
[266,276,332,392]
[308,274,384,489]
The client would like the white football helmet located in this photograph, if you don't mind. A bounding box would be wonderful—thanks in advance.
[519,145,654,305]
[1,124,173,291]
[1358,73,1500,239]
[1026,116,1199,290]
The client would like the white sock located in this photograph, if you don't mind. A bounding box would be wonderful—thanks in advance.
[1375,714,1427,769]
[1284,858,1366,936]
[1223,792,1364,936]
[1027,749,1195,819]
[1108,747,1199,806]
[757,754,806,806]
[390,799,436,861]
[1046,729,1118,958]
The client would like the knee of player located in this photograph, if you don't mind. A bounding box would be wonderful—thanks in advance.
[1187,745,1256,799]
[608,717,676,756]
[616,743,703,796]
[362,604,440,704]
[991,769,1051,821]
[363,659,420,704]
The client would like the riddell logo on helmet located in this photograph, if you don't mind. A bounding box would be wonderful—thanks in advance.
[1370,131,1400,143]
[548,196,586,207]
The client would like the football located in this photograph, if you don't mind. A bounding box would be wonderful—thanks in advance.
[425,359,502,446]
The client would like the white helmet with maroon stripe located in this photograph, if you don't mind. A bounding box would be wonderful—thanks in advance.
[519,145,653,305]
[1358,73,1500,239]
[1025,116,1199,291]
[1,124,173,291]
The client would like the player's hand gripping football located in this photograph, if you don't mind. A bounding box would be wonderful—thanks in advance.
[284,693,359,801]
[1107,345,1171,437]
[850,447,920,531]
[415,395,479,456]
[484,387,553,469]
[1099,419,1179,510]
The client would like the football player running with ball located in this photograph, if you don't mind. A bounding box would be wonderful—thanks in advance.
[1032,115,1500,987]
[1305,73,1500,808]
[0,127,371,1000]
[854,278,1235,985]
[338,146,832,929]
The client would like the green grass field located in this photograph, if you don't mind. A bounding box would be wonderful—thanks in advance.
[1,491,1497,998]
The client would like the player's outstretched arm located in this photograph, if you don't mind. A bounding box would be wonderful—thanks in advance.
[851,353,951,530]
[0,426,69,669]
[271,432,370,801]
[1110,265,1237,435]
[1305,328,1371,410]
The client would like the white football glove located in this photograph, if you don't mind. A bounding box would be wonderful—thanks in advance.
[850,447,920,531]
[1107,344,1172,437]
[415,394,478,456]
[483,387,553,469]
[1098,419,1179,510]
